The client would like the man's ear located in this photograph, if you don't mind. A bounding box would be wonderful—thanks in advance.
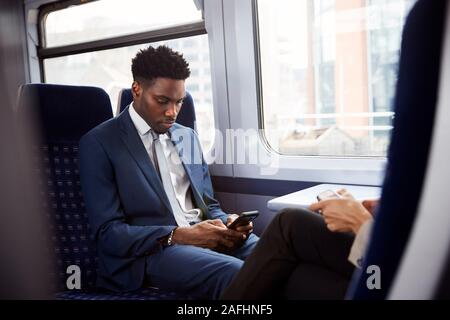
[131,81,141,99]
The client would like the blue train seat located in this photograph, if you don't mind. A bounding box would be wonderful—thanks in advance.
[17,83,192,300]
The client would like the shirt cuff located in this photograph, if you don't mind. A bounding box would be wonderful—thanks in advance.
[348,219,374,268]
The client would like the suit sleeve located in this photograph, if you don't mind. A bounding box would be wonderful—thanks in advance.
[79,132,175,258]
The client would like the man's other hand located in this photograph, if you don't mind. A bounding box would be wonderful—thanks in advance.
[171,219,248,252]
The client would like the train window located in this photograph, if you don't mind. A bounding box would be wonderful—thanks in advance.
[40,1,215,152]
[43,0,202,48]
[256,0,416,157]
[44,35,215,152]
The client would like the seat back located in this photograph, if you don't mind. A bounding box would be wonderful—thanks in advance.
[17,84,113,292]
[388,1,450,299]
[347,0,448,299]
[117,88,197,130]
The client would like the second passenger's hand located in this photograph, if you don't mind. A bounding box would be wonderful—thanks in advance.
[336,188,355,200]
[309,198,372,234]
[362,199,379,216]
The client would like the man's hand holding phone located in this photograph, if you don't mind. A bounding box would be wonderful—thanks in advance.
[226,211,258,235]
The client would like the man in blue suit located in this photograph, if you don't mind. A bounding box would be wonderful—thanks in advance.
[79,45,259,299]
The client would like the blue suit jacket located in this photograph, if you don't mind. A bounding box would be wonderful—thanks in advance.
[79,106,228,291]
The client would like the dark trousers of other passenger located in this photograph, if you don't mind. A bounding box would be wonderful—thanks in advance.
[221,208,355,299]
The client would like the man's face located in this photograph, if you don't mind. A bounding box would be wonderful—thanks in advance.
[132,77,185,134]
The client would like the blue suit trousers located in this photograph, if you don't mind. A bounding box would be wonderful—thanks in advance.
[146,233,259,299]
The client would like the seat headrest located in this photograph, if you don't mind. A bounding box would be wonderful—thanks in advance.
[18,84,113,141]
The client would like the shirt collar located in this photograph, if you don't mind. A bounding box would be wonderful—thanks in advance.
[129,102,150,136]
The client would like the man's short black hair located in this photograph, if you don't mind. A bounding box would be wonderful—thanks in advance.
[131,45,190,85]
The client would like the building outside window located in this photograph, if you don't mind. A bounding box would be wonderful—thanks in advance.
[257,0,416,157]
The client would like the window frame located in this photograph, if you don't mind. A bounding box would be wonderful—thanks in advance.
[30,0,390,185]
[35,0,220,158]
[252,0,399,160]
[37,0,207,82]
[219,0,386,185]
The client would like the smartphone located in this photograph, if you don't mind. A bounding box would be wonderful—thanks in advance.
[227,210,259,229]
[316,189,341,202]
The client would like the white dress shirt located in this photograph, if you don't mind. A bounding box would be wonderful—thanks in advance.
[129,104,202,224]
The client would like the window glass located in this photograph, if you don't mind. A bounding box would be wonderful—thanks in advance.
[44,0,202,47]
[257,0,416,157]
[44,35,215,152]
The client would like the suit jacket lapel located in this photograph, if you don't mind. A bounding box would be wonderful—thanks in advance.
[169,126,208,214]
[118,107,172,212]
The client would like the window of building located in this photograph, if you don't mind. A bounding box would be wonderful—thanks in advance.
[256,0,416,157]
[40,0,215,152]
